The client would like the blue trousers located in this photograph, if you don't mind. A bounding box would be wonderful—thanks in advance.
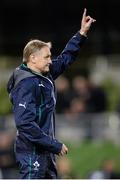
[16,152,57,179]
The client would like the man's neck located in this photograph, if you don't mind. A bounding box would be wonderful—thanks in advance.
[27,63,41,75]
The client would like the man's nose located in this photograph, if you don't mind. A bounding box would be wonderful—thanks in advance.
[49,58,52,64]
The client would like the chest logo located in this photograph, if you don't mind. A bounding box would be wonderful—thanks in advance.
[19,102,26,109]
[38,83,45,87]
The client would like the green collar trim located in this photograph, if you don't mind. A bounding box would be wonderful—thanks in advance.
[21,63,43,77]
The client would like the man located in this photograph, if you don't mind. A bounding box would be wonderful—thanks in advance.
[7,9,96,179]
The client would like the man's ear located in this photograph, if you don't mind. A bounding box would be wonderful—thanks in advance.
[30,54,36,64]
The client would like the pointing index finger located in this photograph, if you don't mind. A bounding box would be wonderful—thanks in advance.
[82,8,87,19]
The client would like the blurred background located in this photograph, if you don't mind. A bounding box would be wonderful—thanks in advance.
[1,0,120,178]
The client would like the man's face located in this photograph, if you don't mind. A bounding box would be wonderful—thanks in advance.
[31,46,52,73]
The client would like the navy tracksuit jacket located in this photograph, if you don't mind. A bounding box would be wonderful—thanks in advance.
[7,32,86,179]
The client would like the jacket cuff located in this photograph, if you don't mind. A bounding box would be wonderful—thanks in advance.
[52,140,63,155]
[75,31,87,45]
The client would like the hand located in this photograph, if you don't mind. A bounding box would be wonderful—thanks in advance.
[80,8,96,37]
[59,144,68,156]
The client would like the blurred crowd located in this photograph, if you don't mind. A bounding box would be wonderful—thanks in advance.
[88,158,120,179]
[55,74,107,115]
[56,157,120,179]
[0,117,19,178]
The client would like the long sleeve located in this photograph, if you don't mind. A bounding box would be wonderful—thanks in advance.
[50,32,86,80]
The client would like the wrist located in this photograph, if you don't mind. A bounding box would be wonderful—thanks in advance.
[79,29,87,37]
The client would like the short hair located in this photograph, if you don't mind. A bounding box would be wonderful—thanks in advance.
[23,39,52,63]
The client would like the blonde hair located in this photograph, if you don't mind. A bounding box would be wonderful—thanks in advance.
[23,39,52,63]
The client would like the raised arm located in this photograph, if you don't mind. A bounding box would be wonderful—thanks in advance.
[50,8,96,80]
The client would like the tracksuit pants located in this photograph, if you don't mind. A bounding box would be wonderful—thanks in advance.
[16,152,57,179]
